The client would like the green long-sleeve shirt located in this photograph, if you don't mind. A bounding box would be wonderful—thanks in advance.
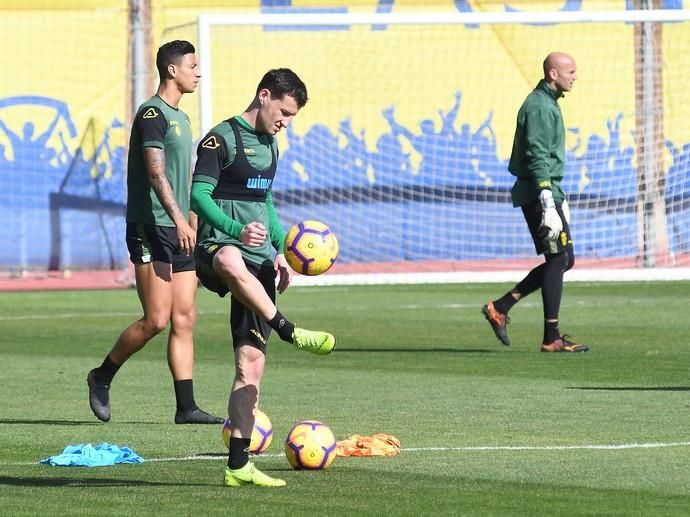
[508,79,566,207]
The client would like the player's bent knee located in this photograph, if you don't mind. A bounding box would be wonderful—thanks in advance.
[142,324,167,338]
[214,247,248,281]
[171,309,195,332]
[142,315,170,335]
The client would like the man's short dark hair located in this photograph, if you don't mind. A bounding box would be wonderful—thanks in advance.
[156,40,196,79]
[256,68,308,108]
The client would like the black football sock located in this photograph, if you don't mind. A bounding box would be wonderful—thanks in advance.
[95,355,121,384]
[544,320,560,344]
[542,253,566,344]
[173,379,196,413]
[541,253,565,321]
[493,292,518,315]
[268,311,295,343]
[515,263,545,298]
[228,437,251,469]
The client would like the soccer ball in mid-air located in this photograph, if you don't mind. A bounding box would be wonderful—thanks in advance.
[222,409,273,454]
[284,220,339,276]
[284,420,337,470]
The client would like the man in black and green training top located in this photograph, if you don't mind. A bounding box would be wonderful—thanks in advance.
[87,40,223,424]
[482,51,589,353]
[191,68,335,488]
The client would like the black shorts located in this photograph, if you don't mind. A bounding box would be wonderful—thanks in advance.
[195,242,276,353]
[126,222,195,273]
[521,200,572,256]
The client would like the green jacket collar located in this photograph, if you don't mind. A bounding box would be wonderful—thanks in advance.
[536,79,563,101]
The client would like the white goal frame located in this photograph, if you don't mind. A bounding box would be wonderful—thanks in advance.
[198,9,690,135]
[197,9,690,286]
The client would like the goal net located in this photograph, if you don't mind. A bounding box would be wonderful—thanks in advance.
[186,9,690,282]
[0,4,128,276]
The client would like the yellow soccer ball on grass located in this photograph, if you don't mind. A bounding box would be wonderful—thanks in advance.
[284,420,337,470]
[222,409,273,454]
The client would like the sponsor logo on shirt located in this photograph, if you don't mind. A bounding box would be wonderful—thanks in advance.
[246,177,272,190]
[169,120,182,136]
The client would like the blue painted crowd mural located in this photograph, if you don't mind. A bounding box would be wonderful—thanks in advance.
[0,96,126,270]
[278,91,507,190]
[274,91,690,262]
[2,91,690,269]
[258,0,686,17]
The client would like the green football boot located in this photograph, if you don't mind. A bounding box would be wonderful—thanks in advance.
[292,327,336,355]
[223,462,286,487]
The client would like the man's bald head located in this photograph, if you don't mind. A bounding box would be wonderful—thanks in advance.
[543,52,577,94]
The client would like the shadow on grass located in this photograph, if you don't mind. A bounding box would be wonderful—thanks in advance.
[0,419,102,426]
[193,453,294,472]
[334,348,497,353]
[0,476,209,488]
[0,419,182,426]
[567,386,690,391]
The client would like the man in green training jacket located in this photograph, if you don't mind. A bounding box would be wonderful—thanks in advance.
[482,51,589,353]
[190,68,335,487]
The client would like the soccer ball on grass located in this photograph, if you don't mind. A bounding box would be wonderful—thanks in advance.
[284,220,339,276]
[222,409,273,454]
[284,420,337,470]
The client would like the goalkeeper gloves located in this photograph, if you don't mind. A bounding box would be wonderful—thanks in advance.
[561,198,571,225]
[538,189,563,241]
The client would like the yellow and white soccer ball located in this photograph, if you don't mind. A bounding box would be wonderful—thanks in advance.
[284,220,339,276]
[222,409,273,454]
[284,420,337,470]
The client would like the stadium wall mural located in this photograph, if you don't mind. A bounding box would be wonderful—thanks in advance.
[1,0,689,269]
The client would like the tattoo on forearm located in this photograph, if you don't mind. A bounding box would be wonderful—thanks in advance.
[144,147,184,223]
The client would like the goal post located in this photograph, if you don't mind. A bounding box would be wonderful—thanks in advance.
[194,8,690,284]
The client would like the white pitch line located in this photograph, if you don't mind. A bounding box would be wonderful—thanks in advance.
[8,441,688,467]
[403,442,690,451]
[0,310,228,321]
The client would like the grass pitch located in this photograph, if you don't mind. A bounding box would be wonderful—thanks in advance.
[1,281,689,516]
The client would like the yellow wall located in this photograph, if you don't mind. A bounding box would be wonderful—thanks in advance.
[155,1,690,163]
[0,5,127,159]
[1,1,688,164]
